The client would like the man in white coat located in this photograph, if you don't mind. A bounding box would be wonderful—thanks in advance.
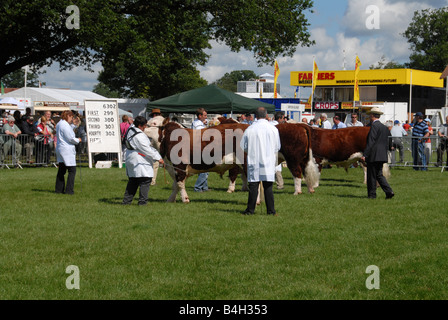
[122,116,164,205]
[55,110,81,195]
[240,107,281,215]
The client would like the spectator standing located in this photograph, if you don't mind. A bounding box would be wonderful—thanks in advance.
[2,116,22,166]
[21,115,39,164]
[38,111,56,152]
[241,113,253,125]
[55,111,81,195]
[241,107,281,215]
[403,120,411,132]
[320,113,332,129]
[36,116,53,166]
[361,107,394,199]
[346,114,364,127]
[390,120,407,164]
[192,108,210,192]
[13,110,23,132]
[122,116,164,205]
[436,115,448,167]
[411,112,430,171]
[424,118,433,166]
[332,116,347,129]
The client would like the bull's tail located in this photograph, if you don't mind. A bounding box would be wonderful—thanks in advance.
[304,148,320,191]
[383,163,391,181]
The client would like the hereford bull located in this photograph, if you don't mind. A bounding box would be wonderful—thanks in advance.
[145,117,249,203]
[276,123,390,194]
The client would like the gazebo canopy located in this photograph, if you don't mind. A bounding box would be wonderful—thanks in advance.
[147,84,275,114]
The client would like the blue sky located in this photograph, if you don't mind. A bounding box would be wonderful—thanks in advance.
[39,0,448,99]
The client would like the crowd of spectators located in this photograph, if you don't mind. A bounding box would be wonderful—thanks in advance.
[1,108,85,167]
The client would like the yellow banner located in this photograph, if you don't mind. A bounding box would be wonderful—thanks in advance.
[354,56,361,101]
[274,60,280,98]
[290,69,443,88]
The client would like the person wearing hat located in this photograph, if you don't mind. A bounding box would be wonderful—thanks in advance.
[411,112,430,171]
[149,108,161,119]
[390,120,408,164]
[2,115,22,166]
[361,107,394,199]
[21,115,39,164]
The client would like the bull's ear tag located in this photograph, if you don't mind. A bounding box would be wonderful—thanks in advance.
[365,265,380,290]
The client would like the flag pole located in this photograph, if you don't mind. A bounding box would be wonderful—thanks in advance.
[310,56,315,119]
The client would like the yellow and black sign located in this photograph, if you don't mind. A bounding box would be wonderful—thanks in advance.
[290,69,443,88]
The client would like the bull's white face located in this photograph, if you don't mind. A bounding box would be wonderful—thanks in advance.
[144,115,165,151]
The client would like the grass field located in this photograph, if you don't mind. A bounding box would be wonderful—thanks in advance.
[1,164,448,300]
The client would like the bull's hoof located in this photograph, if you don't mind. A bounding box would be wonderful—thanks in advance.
[182,198,190,203]
[227,189,234,194]
[242,187,249,192]
[293,192,303,195]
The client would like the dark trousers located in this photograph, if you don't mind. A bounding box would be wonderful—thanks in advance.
[246,181,276,214]
[437,138,448,166]
[55,163,77,194]
[366,162,393,199]
[123,177,152,205]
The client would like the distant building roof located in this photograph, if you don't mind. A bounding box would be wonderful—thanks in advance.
[0,87,107,106]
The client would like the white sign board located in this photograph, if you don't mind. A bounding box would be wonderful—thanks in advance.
[84,99,122,168]
[281,103,305,112]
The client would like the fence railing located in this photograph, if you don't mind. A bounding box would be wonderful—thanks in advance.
[388,135,448,171]
[2,133,448,172]
[0,134,93,169]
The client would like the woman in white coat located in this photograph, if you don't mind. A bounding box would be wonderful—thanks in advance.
[122,116,164,205]
[55,110,80,195]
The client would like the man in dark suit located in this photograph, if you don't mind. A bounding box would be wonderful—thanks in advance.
[361,107,394,199]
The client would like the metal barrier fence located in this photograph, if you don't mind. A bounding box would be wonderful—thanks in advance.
[388,135,448,171]
[2,133,448,171]
[0,134,95,169]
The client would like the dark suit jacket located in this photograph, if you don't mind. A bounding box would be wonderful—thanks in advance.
[364,120,391,163]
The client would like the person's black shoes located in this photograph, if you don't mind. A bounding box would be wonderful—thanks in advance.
[386,192,395,199]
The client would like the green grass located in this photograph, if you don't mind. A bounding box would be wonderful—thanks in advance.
[1,164,448,300]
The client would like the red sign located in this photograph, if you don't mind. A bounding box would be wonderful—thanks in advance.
[314,102,340,110]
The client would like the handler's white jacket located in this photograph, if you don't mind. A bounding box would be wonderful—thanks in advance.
[125,127,161,178]
[56,119,79,166]
[240,119,281,182]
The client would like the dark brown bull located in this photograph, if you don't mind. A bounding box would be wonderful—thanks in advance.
[276,123,388,194]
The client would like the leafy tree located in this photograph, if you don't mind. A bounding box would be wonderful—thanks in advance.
[369,55,405,70]
[1,0,314,99]
[403,7,448,72]
[1,69,45,88]
[213,70,258,92]
[92,81,122,98]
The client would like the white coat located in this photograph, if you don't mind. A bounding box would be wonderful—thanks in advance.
[240,119,281,182]
[125,127,161,178]
[56,119,79,166]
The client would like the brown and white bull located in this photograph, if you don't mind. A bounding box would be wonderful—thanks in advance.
[276,123,390,194]
[145,116,249,203]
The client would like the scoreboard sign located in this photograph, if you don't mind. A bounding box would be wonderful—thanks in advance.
[84,99,122,168]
